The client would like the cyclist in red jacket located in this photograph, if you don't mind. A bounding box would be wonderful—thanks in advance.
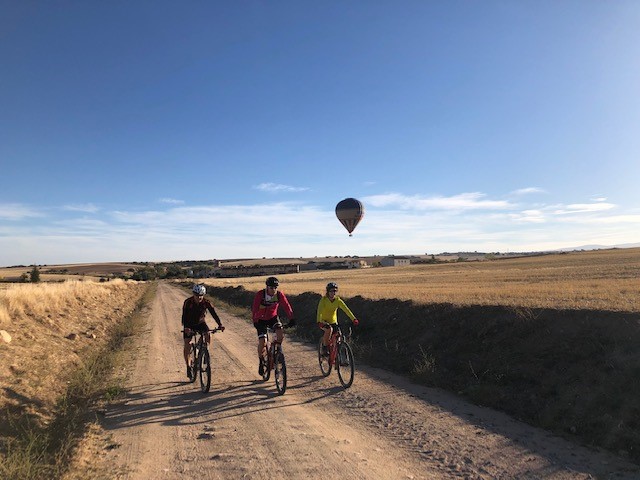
[251,277,295,375]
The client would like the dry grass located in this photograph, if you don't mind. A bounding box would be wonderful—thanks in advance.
[0,279,148,423]
[201,248,640,313]
[0,279,133,329]
[0,279,152,480]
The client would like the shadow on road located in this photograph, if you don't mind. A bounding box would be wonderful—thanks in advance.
[103,371,349,431]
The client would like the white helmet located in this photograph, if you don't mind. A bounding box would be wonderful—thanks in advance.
[192,284,206,296]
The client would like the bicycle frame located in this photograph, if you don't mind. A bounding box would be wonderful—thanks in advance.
[328,325,351,366]
[318,323,355,388]
[260,324,287,395]
[184,327,222,393]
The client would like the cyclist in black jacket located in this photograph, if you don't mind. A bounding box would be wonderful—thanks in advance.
[182,284,224,377]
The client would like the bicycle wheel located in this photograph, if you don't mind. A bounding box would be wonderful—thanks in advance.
[261,348,271,381]
[274,346,287,395]
[318,338,332,377]
[199,347,211,393]
[188,344,198,383]
[336,342,355,388]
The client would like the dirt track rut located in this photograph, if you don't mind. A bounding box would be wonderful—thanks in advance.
[101,283,639,479]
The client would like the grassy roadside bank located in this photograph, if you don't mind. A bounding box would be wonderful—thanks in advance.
[0,282,155,480]
[201,283,640,465]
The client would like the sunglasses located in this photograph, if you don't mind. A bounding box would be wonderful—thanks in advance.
[328,289,338,293]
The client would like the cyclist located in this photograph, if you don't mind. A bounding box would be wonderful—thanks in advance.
[251,276,295,375]
[317,282,359,356]
[182,284,225,378]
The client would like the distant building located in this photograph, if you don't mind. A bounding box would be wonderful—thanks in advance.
[380,256,410,267]
[301,257,369,271]
[346,259,369,269]
[216,260,302,278]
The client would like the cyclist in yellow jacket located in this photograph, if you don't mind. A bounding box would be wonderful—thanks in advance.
[317,282,359,356]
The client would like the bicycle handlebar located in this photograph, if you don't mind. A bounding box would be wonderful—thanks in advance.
[181,327,224,334]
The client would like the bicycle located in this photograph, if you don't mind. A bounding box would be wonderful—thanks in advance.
[259,324,287,395]
[184,327,223,393]
[318,323,355,388]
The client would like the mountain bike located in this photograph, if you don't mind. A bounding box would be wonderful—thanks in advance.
[259,324,287,395]
[318,323,355,388]
[184,327,223,393]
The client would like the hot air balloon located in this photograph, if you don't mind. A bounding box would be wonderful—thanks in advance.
[335,198,364,236]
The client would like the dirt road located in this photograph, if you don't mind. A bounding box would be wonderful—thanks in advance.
[101,283,639,479]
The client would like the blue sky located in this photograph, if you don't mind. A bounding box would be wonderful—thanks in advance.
[1,1,639,266]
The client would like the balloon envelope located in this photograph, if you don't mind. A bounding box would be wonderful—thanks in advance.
[335,198,364,236]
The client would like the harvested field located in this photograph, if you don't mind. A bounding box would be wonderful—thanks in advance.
[201,248,640,313]
[0,263,139,282]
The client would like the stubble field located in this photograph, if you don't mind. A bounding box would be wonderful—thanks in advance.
[202,248,640,313]
[0,263,139,283]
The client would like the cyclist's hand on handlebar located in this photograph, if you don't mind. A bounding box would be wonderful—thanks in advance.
[184,327,192,335]
[218,325,225,332]
[352,318,359,327]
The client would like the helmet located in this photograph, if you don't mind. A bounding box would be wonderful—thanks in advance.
[192,284,206,296]
[266,276,279,288]
[326,282,338,291]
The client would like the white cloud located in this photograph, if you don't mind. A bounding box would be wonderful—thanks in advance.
[363,192,512,210]
[1,192,638,265]
[62,203,99,213]
[510,187,546,196]
[158,198,185,205]
[553,203,616,215]
[0,203,43,220]
[561,214,640,224]
[254,183,309,193]
[54,218,109,230]
[508,210,546,223]
[111,203,327,233]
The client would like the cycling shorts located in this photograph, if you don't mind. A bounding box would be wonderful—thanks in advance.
[255,316,282,338]
[183,322,209,339]
[318,322,338,334]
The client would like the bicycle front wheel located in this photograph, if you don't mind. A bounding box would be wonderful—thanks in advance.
[199,347,211,393]
[274,347,287,395]
[318,338,332,377]
[336,342,355,388]
[261,351,271,381]
[188,344,198,383]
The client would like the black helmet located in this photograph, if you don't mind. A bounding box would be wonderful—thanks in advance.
[326,282,338,291]
[266,276,279,287]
